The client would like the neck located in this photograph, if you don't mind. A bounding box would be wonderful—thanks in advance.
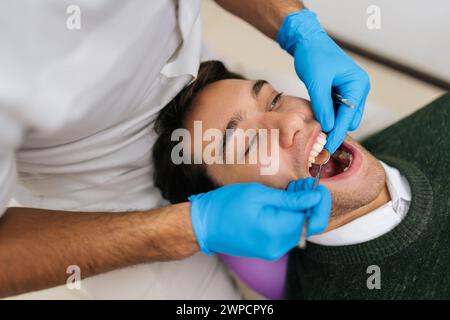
[323,183,391,233]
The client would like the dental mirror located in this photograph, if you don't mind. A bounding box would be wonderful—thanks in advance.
[313,149,331,165]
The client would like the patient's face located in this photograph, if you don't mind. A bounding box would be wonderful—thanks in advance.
[183,79,385,216]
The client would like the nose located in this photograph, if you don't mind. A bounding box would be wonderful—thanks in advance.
[261,112,308,149]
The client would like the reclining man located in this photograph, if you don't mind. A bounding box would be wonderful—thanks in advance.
[153,61,450,299]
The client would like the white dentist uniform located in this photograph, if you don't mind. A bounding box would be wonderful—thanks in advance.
[0,0,240,299]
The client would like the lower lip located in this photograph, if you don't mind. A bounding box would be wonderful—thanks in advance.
[320,140,362,182]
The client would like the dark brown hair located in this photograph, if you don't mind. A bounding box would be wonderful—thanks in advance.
[152,61,245,203]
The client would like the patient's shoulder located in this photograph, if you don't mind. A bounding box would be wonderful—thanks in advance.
[362,93,450,153]
[362,93,449,180]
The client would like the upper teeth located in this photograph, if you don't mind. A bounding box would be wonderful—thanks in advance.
[308,132,327,167]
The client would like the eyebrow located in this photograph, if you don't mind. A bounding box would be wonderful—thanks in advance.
[252,79,268,98]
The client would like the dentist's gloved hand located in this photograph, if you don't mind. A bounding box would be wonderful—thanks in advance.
[278,9,370,154]
[287,177,331,236]
[188,182,330,261]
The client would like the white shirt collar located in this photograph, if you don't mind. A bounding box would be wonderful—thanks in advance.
[307,161,412,246]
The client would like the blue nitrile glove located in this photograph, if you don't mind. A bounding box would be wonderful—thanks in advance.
[287,177,331,236]
[278,9,370,154]
[188,182,330,261]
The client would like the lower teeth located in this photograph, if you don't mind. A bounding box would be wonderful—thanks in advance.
[332,149,352,167]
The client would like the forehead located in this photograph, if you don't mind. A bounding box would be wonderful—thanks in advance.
[184,79,256,132]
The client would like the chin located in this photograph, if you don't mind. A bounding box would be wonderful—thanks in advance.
[327,138,386,215]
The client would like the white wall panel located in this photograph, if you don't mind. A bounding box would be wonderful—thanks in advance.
[307,0,450,82]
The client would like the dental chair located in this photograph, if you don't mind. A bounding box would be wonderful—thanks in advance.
[219,254,288,300]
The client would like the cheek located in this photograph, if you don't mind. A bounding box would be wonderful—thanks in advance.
[206,162,292,189]
[285,97,314,118]
[206,164,260,186]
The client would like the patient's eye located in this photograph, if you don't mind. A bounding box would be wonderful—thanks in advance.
[269,92,283,111]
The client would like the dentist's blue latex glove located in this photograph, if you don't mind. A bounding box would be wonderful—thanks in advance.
[188,182,330,261]
[278,9,370,154]
[287,177,331,236]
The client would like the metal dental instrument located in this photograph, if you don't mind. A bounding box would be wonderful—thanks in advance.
[332,92,355,109]
[299,92,355,249]
[299,149,331,249]
[299,93,351,249]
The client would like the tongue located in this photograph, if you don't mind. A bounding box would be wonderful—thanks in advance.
[320,160,337,178]
[309,159,337,178]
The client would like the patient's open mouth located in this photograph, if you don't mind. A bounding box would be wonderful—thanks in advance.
[309,143,353,179]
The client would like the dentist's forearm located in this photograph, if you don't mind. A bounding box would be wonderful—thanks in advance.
[214,0,304,40]
[0,203,198,298]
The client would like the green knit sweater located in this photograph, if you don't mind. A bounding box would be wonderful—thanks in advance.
[285,93,450,299]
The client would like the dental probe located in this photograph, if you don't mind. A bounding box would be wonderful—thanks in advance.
[299,93,352,248]
[331,92,355,109]
[299,149,331,249]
